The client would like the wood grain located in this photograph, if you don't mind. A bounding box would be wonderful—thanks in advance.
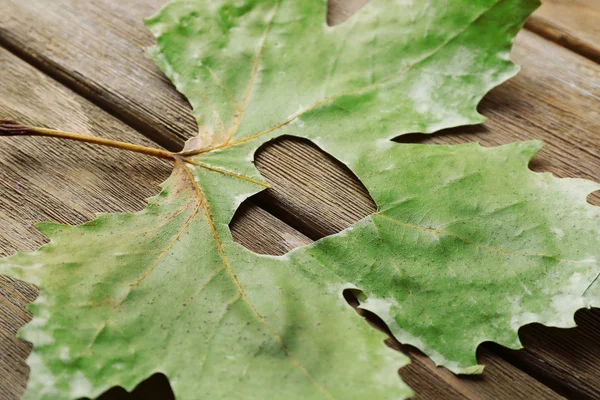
[0,0,194,150]
[0,277,36,400]
[526,0,600,63]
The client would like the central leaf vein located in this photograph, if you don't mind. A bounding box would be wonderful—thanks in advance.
[181,161,337,399]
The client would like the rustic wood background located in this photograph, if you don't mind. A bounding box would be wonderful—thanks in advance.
[1,0,599,398]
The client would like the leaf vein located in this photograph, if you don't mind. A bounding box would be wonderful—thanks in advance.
[80,160,202,354]
[373,213,592,264]
[186,0,507,156]
[223,0,281,144]
[182,162,337,399]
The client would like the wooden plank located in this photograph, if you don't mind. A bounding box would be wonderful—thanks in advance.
[0,48,311,399]
[0,0,193,150]
[525,0,600,63]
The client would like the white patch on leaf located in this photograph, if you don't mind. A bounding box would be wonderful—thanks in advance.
[22,295,55,346]
[69,371,93,399]
[408,77,436,114]
[292,118,305,128]
[549,272,593,327]
[26,353,59,397]
[445,46,478,76]
[520,282,533,296]
[375,138,393,150]
[551,227,564,238]
[59,347,71,362]
[497,50,511,61]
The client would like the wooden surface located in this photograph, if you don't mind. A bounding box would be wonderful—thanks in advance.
[0,0,599,399]
[526,0,600,63]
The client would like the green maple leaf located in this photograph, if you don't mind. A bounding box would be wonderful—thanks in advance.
[5,0,599,399]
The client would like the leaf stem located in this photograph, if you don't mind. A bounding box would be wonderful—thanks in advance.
[0,119,175,160]
[0,119,268,187]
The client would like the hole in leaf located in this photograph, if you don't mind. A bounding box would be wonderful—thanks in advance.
[393,124,490,145]
[231,135,376,256]
[81,373,174,400]
[526,156,554,174]
[327,0,369,26]
[230,202,312,256]
[588,190,600,207]
[527,159,600,207]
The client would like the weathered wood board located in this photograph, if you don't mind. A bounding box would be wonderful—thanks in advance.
[526,0,600,63]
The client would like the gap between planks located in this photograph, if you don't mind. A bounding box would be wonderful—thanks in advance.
[525,16,600,64]
[524,0,600,65]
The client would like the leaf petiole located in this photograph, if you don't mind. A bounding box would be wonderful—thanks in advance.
[0,119,175,160]
[0,119,270,187]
